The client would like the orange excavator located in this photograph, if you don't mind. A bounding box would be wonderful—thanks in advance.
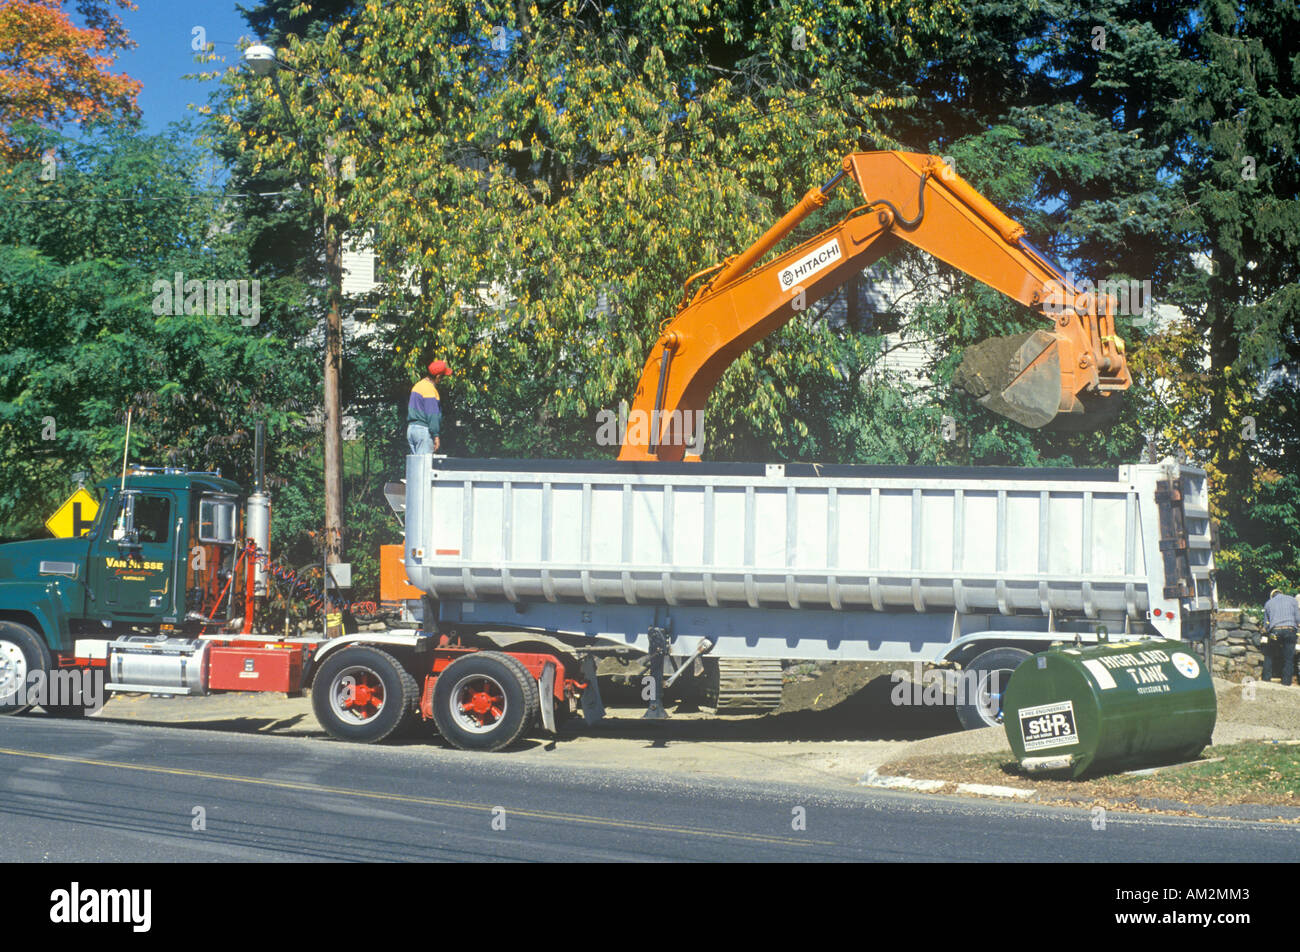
[617,151,1132,462]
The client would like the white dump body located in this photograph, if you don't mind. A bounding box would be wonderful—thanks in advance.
[402,456,1214,663]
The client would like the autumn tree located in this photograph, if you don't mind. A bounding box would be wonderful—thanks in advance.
[0,0,141,155]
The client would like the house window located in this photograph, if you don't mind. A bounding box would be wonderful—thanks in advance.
[865,312,902,335]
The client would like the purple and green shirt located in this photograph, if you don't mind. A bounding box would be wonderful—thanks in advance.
[408,378,442,436]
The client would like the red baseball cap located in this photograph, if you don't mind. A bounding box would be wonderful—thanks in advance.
[427,359,451,377]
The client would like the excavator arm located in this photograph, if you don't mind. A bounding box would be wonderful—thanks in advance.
[617,151,1132,462]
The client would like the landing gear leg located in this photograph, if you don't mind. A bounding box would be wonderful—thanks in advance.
[643,626,670,720]
[579,655,606,724]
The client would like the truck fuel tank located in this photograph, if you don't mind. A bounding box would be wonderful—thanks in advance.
[106,636,210,695]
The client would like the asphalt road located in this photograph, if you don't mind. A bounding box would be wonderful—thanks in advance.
[0,714,1295,862]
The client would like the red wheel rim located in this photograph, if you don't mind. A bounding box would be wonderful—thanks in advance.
[331,667,386,722]
[451,675,508,732]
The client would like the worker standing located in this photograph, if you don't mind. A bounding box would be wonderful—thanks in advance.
[408,359,450,455]
[1261,588,1299,686]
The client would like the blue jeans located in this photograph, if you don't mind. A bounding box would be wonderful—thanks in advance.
[407,423,433,455]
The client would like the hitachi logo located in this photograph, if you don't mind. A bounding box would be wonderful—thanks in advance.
[778,239,842,290]
[50,883,151,932]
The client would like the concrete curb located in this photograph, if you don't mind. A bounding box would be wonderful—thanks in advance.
[859,768,949,792]
[955,782,1035,799]
[859,768,1037,800]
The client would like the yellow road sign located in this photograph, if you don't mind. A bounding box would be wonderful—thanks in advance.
[45,488,100,538]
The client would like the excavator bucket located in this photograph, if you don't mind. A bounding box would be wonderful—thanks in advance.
[953,330,1066,429]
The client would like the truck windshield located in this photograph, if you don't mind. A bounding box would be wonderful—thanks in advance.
[110,493,171,543]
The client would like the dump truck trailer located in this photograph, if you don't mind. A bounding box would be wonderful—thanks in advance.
[396,453,1215,734]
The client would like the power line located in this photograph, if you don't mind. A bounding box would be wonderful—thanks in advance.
[1,190,295,205]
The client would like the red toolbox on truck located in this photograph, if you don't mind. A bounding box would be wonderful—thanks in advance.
[208,645,303,693]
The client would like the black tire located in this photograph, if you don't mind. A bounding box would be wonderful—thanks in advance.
[431,651,539,752]
[495,653,542,727]
[0,621,50,716]
[956,647,1032,730]
[311,646,417,744]
[43,704,91,718]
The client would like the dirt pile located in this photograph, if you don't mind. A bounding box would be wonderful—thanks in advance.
[1213,677,1300,743]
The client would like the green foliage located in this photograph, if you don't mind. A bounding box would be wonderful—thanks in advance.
[219,0,972,461]
[1159,0,1300,498]
[0,122,315,538]
[1215,470,1300,601]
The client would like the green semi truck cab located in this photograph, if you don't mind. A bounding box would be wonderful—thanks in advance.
[0,469,244,655]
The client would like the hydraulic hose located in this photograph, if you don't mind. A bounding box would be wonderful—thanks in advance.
[869,171,927,231]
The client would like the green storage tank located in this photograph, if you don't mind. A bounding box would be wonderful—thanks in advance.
[1002,638,1217,779]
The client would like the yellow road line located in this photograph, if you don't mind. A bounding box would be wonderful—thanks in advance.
[0,746,833,849]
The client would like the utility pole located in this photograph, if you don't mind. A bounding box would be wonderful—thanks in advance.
[322,160,345,639]
[244,42,346,638]
[323,218,344,557]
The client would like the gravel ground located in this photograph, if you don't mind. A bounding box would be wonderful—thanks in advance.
[77,667,1300,792]
[1212,678,1300,741]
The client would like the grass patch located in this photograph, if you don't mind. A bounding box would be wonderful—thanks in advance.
[885,741,1300,813]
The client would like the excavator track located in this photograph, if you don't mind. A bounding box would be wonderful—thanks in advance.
[702,659,785,713]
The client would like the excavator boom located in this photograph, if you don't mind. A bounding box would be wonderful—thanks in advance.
[618,151,1131,462]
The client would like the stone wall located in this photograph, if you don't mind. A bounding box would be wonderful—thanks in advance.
[1211,607,1268,680]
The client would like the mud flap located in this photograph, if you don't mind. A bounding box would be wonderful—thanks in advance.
[954,330,1063,428]
[539,661,557,734]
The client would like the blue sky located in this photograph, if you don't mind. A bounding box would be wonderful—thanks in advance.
[111,1,258,133]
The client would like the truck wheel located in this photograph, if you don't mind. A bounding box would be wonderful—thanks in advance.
[43,704,91,718]
[957,647,1032,730]
[0,621,49,716]
[432,652,539,752]
[312,646,417,744]
[496,653,542,727]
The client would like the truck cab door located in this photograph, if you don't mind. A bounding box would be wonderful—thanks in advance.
[88,490,180,622]
[185,493,240,625]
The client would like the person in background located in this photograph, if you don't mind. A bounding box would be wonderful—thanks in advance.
[407,359,451,455]
[1261,588,1299,686]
